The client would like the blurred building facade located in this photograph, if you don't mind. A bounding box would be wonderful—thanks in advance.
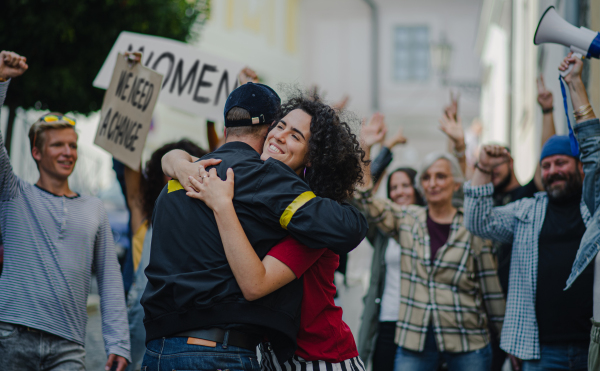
[477,0,600,182]
[299,0,483,169]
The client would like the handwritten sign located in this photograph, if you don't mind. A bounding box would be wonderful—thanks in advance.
[93,32,244,121]
[94,53,163,169]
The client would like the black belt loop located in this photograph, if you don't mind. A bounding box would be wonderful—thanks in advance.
[222,330,230,349]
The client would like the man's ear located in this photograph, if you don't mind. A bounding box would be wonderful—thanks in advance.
[31,146,42,162]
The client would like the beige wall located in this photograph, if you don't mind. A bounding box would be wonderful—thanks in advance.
[301,0,483,170]
[477,0,581,183]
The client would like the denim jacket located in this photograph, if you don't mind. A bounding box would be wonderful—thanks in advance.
[566,118,600,289]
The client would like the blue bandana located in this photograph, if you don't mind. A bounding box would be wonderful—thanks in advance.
[540,135,576,162]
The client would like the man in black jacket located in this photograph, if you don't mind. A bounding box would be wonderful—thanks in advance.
[141,82,368,371]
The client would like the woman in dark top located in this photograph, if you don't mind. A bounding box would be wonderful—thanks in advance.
[357,167,424,371]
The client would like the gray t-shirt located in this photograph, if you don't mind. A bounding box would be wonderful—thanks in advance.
[0,80,130,360]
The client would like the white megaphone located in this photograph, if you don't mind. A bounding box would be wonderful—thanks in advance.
[534,6,600,76]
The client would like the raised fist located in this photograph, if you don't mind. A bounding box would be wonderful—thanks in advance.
[478,144,510,171]
[0,51,28,80]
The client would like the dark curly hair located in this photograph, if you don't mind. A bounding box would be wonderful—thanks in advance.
[274,91,367,203]
[141,139,207,223]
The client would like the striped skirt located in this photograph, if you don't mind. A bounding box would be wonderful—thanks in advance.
[260,343,366,371]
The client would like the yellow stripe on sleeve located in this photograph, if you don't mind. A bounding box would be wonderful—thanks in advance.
[279,191,316,230]
[167,180,184,193]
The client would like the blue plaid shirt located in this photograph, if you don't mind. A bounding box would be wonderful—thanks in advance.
[463,182,590,360]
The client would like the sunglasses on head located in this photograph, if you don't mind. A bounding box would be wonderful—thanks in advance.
[38,114,77,126]
[32,114,77,149]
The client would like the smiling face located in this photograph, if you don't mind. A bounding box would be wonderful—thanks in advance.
[261,109,312,175]
[32,127,78,181]
[541,154,582,201]
[389,171,417,206]
[420,158,459,205]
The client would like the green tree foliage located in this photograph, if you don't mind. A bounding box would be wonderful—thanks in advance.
[0,0,210,152]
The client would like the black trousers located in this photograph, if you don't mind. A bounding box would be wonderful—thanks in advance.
[372,321,397,371]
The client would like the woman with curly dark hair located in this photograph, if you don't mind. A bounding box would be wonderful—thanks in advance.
[186,92,368,370]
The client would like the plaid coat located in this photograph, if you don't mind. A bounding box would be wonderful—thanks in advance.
[356,191,505,353]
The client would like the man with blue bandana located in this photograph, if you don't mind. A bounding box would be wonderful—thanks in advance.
[464,79,593,370]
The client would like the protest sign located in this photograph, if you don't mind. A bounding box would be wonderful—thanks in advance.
[94,32,244,121]
[94,53,163,169]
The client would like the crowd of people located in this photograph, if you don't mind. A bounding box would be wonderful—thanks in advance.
[1,45,600,371]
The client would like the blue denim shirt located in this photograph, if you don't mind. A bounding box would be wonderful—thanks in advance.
[566,118,600,289]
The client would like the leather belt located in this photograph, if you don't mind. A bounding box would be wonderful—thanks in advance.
[174,328,259,350]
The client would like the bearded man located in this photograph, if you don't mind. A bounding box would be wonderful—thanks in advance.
[463,136,592,371]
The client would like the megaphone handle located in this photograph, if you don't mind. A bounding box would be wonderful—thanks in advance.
[559,52,583,77]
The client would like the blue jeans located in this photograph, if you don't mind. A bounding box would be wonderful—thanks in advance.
[522,343,588,371]
[394,327,492,371]
[142,336,260,371]
[0,321,86,371]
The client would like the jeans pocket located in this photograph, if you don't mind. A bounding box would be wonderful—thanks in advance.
[0,322,17,338]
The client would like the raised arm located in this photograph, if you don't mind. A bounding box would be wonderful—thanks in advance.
[534,74,556,191]
[359,113,387,188]
[187,168,320,301]
[439,114,467,176]
[369,125,408,185]
[0,51,28,201]
[560,53,600,215]
[464,145,519,244]
[124,165,145,234]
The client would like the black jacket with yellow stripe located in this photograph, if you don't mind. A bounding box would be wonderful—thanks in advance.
[141,141,367,361]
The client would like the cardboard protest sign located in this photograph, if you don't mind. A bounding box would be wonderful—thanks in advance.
[94,53,163,169]
[93,32,244,121]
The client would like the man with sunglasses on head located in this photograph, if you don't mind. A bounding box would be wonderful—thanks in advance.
[0,51,130,371]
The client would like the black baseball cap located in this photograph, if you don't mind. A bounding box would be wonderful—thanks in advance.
[224,82,281,127]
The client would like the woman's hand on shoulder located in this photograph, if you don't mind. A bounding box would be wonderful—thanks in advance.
[186,167,235,211]
[173,158,221,193]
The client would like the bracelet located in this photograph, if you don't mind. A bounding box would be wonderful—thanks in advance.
[0,77,6,83]
[542,107,554,114]
[575,104,591,113]
[453,148,466,159]
[577,113,596,122]
[574,104,593,118]
[475,162,492,175]
[575,109,594,120]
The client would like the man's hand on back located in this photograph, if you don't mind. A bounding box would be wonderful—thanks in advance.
[0,51,28,81]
